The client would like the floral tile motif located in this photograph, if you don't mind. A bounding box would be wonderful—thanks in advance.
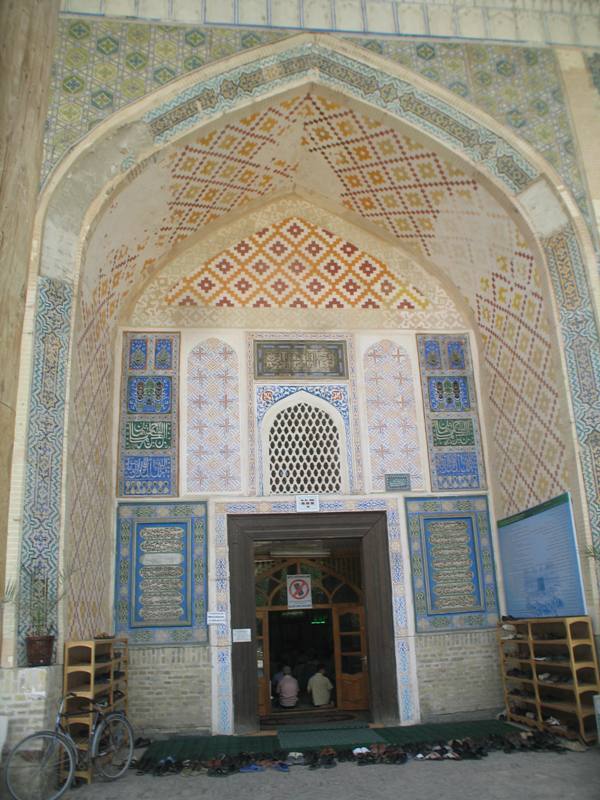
[364,340,424,491]
[187,338,241,492]
[45,20,589,229]
[354,39,588,218]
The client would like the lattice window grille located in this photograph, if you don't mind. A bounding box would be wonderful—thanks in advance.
[267,401,343,494]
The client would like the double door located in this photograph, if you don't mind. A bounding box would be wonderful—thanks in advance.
[256,605,369,715]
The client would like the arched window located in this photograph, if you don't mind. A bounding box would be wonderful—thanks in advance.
[265,399,345,495]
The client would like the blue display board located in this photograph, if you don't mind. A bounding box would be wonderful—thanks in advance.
[497,493,586,618]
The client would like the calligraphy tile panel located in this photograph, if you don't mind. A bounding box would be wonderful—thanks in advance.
[405,495,498,632]
[118,332,180,496]
[187,338,241,493]
[115,501,207,645]
[364,340,424,492]
[417,335,486,490]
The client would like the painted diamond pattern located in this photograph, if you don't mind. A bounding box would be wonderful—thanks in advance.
[364,340,424,491]
[187,338,241,492]
[475,248,567,515]
[166,217,430,310]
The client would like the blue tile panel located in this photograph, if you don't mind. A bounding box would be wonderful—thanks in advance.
[406,495,499,632]
[118,332,179,496]
[417,335,486,491]
[115,501,208,645]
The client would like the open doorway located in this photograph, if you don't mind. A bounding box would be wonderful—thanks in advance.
[228,511,398,732]
[269,608,335,709]
[255,542,369,718]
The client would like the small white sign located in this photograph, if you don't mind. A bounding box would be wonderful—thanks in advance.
[206,611,227,625]
[287,574,313,609]
[296,495,320,513]
[232,628,252,643]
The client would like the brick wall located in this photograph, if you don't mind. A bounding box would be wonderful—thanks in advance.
[0,665,62,756]
[128,646,211,736]
[415,630,503,722]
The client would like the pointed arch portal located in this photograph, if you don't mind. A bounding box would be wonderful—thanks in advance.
[5,33,600,733]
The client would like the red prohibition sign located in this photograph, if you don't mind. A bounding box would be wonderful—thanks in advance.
[289,578,309,600]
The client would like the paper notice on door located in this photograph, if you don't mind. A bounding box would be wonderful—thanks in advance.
[232,628,252,643]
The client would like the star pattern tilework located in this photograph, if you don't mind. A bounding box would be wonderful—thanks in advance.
[166,217,431,310]
[187,339,241,493]
[364,340,424,491]
[44,18,287,181]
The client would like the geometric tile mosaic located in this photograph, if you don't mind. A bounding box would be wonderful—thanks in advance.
[363,340,424,491]
[45,20,588,228]
[114,501,207,645]
[187,338,241,493]
[131,199,463,331]
[417,334,487,492]
[118,332,180,496]
[18,277,72,665]
[166,217,431,310]
[475,249,568,516]
[32,33,600,650]
[43,18,287,182]
[405,495,499,633]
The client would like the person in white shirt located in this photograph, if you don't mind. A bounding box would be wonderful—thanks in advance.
[276,666,299,708]
[307,664,333,707]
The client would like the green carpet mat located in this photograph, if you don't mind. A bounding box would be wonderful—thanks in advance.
[139,719,517,769]
[139,734,282,768]
[278,721,370,732]
[378,720,516,745]
[278,728,385,750]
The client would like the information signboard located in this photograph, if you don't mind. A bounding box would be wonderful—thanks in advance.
[497,493,586,618]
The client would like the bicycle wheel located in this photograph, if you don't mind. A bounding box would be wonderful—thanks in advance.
[4,731,75,800]
[91,713,134,780]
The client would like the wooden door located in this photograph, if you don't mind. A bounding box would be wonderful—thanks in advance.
[256,609,271,716]
[333,605,369,710]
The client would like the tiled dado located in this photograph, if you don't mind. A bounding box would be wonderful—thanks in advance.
[60,1,600,47]
[211,497,418,734]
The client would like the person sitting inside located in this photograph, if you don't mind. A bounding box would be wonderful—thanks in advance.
[307,664,333,707]
[276,666,299,708]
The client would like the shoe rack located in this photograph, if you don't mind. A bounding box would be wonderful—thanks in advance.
[498,616,599,742]
[63,637,128,783]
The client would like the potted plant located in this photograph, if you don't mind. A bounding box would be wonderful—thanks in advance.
[23,565,71,667]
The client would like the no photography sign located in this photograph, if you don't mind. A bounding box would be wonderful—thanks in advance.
[287,574,313,608]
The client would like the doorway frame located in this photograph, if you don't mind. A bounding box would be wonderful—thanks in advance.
[228,510,399,732]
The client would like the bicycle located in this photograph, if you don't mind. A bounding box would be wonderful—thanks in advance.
[4,692,134,800]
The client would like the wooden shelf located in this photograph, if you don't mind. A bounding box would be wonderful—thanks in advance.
[498,616,600,743]
[63,638,128,785]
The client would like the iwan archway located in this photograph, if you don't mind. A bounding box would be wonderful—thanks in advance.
[4,33,600,738]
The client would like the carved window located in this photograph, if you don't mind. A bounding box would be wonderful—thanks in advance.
[267,401,342,494]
